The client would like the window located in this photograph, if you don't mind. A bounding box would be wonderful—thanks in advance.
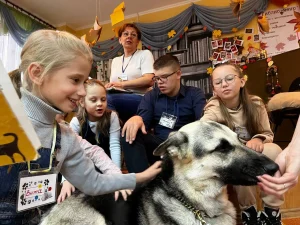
[0,33,22,72]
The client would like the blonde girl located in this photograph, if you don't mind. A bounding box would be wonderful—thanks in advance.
[200,63,283,225]
[0,30,161,224]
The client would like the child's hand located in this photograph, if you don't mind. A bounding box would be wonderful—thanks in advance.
[114,189,133,201]
[246,138,264,153]
[136,161,162,184]
[57,181,75,203]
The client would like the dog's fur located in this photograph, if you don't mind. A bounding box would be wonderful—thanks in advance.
[0,133,25,163]
[40,121,278,225]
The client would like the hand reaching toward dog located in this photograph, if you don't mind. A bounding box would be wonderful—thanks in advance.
[258,117,300,197]
[246,138,264,153]
[114,189,133,201]
[57,180,76,203]
[136,161,162,184]
[258,145,300,197]
[122,116,147,144]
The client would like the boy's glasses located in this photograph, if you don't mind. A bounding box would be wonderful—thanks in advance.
[122,32,138,38]
[213,74,238,88]
[152,70,179,83]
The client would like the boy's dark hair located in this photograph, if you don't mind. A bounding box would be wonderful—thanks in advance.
[118,23,142,40]
[153,54,180,70]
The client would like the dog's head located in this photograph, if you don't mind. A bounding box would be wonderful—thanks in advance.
[153,121,279,187]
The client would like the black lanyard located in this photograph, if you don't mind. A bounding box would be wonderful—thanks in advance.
[122,50,137,73]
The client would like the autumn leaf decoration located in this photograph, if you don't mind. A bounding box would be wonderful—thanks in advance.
[257,14,270,34]
[212,30,222,39]
[168,30,176,38]
[231,27,238,33]
[230,0,245,22]
[207,67,213,75]
[287,11,300,32]
[81,16,102,47]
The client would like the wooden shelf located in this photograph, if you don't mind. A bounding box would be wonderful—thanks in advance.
[181,71,209,78]
[167,49,188,55]
[181,61,210,67]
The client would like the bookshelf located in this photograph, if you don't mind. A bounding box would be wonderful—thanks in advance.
[96,59,112,84]
[96,15,213,98]
[151,15,213,99]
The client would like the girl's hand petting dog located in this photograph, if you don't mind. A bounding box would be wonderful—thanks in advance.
[136,161,162,184]
[57,181,76,203]
[246,138,264,153]
[114,189,133,201]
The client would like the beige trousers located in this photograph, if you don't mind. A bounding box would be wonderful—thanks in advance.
[233,143,285,211]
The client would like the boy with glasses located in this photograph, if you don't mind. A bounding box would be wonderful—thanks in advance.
[121,54,206,173]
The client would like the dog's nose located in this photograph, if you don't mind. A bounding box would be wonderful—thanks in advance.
[264,162,279,175]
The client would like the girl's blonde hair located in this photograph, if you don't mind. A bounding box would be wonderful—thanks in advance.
[77,79,112,142]
[20,30,93,92]
[212,63,263,136]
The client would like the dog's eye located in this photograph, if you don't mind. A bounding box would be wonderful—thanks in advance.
[214,139,232,153]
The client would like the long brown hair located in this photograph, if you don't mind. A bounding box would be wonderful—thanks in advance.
[8,69,22,98]
[213,63,263,136]
[77,79,111,142]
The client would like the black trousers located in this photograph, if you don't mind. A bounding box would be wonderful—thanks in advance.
[94,193,133,225]
[122,131,163,173]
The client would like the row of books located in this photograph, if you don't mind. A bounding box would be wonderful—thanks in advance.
[182,77,213,95]
[96,59,112,83]
[182,37,212,65]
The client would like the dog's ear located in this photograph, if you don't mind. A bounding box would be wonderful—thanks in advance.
[153,131,188,159]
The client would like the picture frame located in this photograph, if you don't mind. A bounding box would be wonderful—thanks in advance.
[226,52,232,60]
[217,39,224,47]
[211,40,219,50]
[245,28,254,34]
[224,42,232,51]
[253,34,260,42]
[220,51,226,60]
[234,39,244,46]
[212,52,220,60]
[230,45,238,54]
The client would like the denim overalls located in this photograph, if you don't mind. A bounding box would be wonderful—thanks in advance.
[0,124,61,225]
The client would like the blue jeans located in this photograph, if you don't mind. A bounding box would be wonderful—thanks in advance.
[107,93,142,123]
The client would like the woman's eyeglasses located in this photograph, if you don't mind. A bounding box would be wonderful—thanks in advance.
[152,70,179,83]
[122,32,138,38]
[213,74,238,88]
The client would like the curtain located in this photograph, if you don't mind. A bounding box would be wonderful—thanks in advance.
[0,2,46,46]
[0,32,22,72]
[92,0,268,61]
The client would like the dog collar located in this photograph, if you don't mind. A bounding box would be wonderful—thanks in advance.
[174,194,211,225]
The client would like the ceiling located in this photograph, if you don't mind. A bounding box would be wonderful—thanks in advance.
[7,0,195,30]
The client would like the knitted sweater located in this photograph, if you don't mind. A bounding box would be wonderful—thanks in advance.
[20,88,136,195]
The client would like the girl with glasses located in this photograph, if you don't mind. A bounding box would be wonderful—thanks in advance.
[200,63,283,225]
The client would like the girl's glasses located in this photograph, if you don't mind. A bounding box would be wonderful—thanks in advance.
[152,70,179,83]
[213,74,238,88]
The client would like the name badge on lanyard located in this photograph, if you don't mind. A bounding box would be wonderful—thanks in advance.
[17,123,58,212]
[121,50,136,81]
[118,73,128,81]
[159,112,177,129]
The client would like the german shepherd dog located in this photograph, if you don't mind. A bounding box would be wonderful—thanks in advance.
[40,121,279,225]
